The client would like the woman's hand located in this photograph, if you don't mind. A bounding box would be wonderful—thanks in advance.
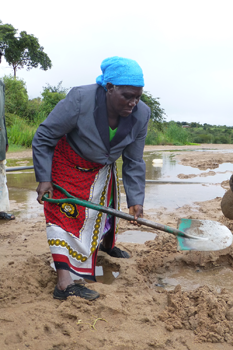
[129,205,143,226]
[36,181,54,204]
[230,175,233,192]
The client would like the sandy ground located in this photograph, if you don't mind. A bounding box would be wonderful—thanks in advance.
[1,144,233,350]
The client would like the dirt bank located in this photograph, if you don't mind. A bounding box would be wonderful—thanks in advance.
[0,144,233,350]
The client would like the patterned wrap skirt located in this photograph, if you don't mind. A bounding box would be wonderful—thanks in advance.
[45,137,120,280]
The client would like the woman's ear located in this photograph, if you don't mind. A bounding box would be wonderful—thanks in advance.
[106,83,114,94]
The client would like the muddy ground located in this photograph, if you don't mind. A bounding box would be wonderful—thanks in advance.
[1,144,233,350]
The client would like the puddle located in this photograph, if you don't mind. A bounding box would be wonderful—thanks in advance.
[117,230,157,244]
[143,183,225,211]
[6,158,33,167]
[93,265,119,284]
[7,171,36,191]
[117,151,233,183]
[5,151,232,218]
[2,170,43,220]
[51,262,119,285]
[7,188,43,220]
[153,266,233,293]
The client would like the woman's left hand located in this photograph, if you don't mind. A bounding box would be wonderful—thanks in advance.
[129,205,143,226]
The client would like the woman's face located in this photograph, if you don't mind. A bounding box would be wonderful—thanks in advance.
[106,83,143,117]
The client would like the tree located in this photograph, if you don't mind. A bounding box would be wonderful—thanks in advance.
[3,75,28,117]
[40,82,68,117]
[140,92,166,130]
[0,20,52,77]
[43,81,69,94]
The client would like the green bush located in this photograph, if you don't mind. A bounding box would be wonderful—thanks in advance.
[213,135,231,144]
[26,98,42,121]
[40,90,66,117]
[7,115,37,147]
[145,120,190,145]
[164,122,189,145]
[2,75,28,117]
[4,112,17,127]
[193,134,212,143]
[39,82,68,117]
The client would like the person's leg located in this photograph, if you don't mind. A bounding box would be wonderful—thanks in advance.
[0,160,15,220]
[100,228,130,258]
[56,269,74,290]
[0,161,13,220]
[53,269,100,300]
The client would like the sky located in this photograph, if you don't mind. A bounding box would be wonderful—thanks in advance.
[0,0,232,126]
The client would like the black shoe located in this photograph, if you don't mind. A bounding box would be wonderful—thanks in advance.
[53,283,100,301]
[99,243,130,258]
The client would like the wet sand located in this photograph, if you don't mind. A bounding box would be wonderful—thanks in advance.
[1,144,233,350]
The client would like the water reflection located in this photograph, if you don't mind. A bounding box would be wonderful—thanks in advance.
[154,266,233,292]
[143,183,224,211]
[6,171,43,220]
[6,158,33,167]
[117,151,233,183]
[117,230,157,244]
[6,150,233,217]
[7,187,43,220]
[7,171,36,190]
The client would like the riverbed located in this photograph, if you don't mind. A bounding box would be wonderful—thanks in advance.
[1,144,233,350]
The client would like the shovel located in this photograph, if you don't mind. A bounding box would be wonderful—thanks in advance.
[42,184,232,252]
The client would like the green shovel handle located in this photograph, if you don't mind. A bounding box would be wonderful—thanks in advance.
[42,184,199,240]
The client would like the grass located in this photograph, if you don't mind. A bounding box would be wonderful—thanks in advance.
[8,144,30,152]
[7,116,37,148]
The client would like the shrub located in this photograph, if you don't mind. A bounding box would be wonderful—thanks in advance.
[26,98,42,121]
[7,115,37,147]
[193,134,212,143]
[165,122,189,145]
[2,75,28,117]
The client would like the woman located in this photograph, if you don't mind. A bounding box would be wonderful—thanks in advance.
[32,56,150,301]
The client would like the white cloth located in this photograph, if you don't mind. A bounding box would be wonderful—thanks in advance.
[0,160,10,212]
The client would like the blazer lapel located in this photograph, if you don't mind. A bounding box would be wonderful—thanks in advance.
[110,106,137,148]
[93,86,110,152]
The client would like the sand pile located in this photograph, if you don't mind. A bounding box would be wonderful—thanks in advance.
[159,285,233,344]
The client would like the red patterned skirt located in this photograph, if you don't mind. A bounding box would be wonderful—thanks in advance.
[45,137,120,280]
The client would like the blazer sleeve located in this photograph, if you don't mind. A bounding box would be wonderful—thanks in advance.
[32,87,80,182]
[122,108,150,208]
[4,117,8,146]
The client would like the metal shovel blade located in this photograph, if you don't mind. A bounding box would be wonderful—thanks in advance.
[177,219,232,251]
[42,184,233,252]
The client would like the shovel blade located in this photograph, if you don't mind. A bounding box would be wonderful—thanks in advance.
[177,219,232,251]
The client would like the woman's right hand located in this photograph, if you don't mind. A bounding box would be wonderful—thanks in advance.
[36,181,54,204]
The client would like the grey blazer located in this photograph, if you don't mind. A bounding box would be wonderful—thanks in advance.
[32,84,150,207]
[0,80,8,161]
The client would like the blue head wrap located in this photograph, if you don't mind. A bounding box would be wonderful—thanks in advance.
[96,56,144,89]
